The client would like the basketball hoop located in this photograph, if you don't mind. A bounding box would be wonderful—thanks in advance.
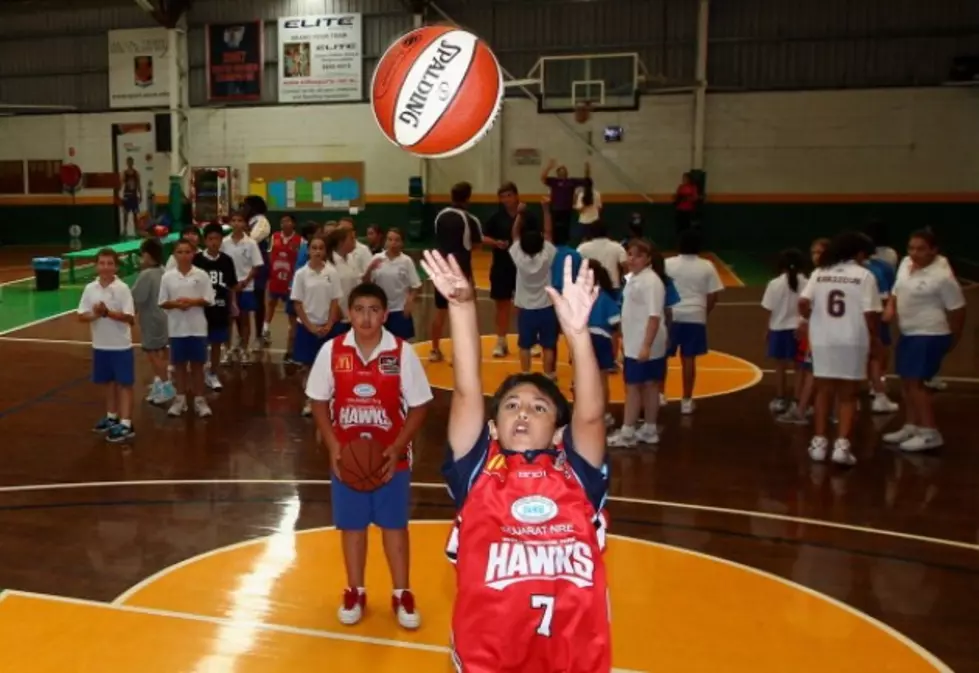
[574,102,592,124]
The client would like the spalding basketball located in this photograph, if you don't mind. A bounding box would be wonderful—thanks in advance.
[371,25,504,159]
[337,438,389,492]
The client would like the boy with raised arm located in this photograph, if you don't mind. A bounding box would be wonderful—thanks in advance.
[421,251,611,673]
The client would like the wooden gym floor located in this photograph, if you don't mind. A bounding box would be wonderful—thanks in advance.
[0,247,976,672]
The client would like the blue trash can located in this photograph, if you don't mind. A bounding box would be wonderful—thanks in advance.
[33,257,61,292]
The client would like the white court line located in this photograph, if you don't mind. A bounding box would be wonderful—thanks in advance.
[111,521,950,673]
[1,586,645,672]
[0,309,75,337]
[3,335,979,386]
[0,478,975,552]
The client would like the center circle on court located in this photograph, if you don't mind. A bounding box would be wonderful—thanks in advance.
[413,335,762,402]
[116,521,944,672]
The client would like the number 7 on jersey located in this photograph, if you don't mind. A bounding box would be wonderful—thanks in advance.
[531,594,555,636]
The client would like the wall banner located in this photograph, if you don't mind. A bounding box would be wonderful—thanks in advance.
[277,14,362,103]
[206,22,264,102]
[108,28,170,109]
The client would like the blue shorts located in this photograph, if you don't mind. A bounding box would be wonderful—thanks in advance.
[285,299,296,317]
[170,336,208,364]
[252,265,268,293]
[237,291,258,313]
[878,321,893,347]
[207,326,229,345]
[332,468,412,531]
[668,322,708,358]
[896,334,950,381]
[92,348,135,386]
[270,292,290,302]
[293,323,329,366]
[623,356,666,384]
[517,306,558,350]
[767,329,798,361]
[591,334,616,371]
[327,321,351,340]
[385,311,415,340]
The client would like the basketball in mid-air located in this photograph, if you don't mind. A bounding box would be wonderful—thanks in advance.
[370,24,504,159]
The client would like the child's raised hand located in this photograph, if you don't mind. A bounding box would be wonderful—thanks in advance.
[546,256,598,336]
[420,251,474,305]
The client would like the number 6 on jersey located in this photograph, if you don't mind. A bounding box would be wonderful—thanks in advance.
[531,594,555,636]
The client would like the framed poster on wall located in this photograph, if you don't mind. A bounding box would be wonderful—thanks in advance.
[277,14,362,103]
[108,28,170,108]
[206,22,263,102]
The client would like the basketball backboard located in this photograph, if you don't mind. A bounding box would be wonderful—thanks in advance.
[528,53,642,113]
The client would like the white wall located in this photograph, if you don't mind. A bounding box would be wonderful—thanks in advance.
[1,87,976,201]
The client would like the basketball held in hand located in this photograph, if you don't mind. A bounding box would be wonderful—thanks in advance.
[337,438,389,492]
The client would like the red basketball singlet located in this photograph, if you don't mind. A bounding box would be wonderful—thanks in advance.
[446,441,611,673]
[330,336,411,471]
[267,231,301,297]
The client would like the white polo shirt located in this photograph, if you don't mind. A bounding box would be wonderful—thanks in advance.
[510,240,557,310]
[77,277,135,351]
[291,263,342,326]
[159,266,214,338]
[893,261,966,336]
[761,272,807,330]
[801,261,881,348]
[898,254,951,278]
[220,234,264,292]
[331,252,364,320]
[305,328,434,408]
[620,268,667,360]
[664,254,724,324]
[577,237,628,288]
[351,240,373,276]
[369,252,422,312]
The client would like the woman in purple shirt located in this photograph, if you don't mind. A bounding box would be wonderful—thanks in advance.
[540,159,590,246]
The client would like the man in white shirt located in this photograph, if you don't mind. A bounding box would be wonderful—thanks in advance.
[306,283,433,631]
[77,249,137,443]
[663,230,723,414]
[339,218,374,274]
[221,210,265,362]
[577,221,627,289]
[510,209,558,376]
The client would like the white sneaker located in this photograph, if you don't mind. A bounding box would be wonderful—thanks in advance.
[338,588,365,626]
[924,377,947,391]
[604,413,616,428]
[205,371,223,391]
[492,341,508,358]
[808,435,829,462]
[831,438,857,466]
[776,403,808,425]
[635,424,660,444]
[153,381,176,405]
[769,398,789,413]
[145,380,161,402]
[261,325,272,342]
[899,430,943,452]
[607,428,637,448]
[871,394,899,414]
[302,400,312,417]
[392,590,421,630]
[168,395,188,417]
[659,393,668,406]
[220,347,236,366]
[883,424,918,444]
[194,398,213,418]
[680,398,695,415]
[240,349,253,366]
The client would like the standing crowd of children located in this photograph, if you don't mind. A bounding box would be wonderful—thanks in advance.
[80,195,425,441]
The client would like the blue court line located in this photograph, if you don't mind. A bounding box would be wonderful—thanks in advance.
[0,496,972,577]
[0,375,88,420]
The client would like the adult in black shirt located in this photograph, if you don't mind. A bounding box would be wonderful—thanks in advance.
[481,182,538,357]
[430,181,481,361]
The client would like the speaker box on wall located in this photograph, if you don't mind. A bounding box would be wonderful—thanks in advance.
[155,113,172,153]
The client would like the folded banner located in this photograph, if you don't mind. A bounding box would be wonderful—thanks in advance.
[206,21,264,102]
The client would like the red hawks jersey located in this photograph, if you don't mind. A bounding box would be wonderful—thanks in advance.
[330,335,411,471]
[267,232,301,296]
[444,427,611,673]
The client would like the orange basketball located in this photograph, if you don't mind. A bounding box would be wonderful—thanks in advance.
[338,438,389,492]
[370,24,504,159]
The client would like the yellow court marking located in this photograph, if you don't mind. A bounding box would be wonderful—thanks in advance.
[415,335,762,403]
[107,522,948,673]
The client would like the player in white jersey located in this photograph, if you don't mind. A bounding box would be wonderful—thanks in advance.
[897,242,953,390]
[799,232,882,466]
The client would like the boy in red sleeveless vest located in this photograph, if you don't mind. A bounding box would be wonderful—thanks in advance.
[305,282,434,630]
[263,214,302,352]
[421,251,612,673]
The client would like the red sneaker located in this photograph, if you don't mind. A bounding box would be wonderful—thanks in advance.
[392,589,421,630]
[338,587,366,625]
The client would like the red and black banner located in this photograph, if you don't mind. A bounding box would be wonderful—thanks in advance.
[206,21,263,102]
